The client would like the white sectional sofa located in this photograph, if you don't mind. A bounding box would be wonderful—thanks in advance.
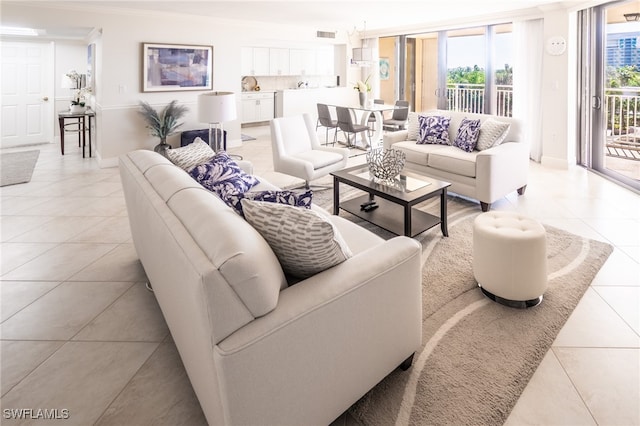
[119,149,422,426]
[383,110,528,211]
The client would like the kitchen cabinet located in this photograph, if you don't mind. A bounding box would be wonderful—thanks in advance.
[242,92,274,123]
[315,46,335,76]
[269,48,290,76]
[289,48,317,76]
[241,47,269,76]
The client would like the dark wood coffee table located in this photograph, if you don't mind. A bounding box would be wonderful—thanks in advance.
[331,165,451,237]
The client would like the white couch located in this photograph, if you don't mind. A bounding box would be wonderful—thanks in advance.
[383,110,528,211]
[119,149,422,426]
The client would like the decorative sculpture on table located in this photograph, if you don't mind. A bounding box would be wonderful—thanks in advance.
[138,100,189,157]
[366,148,406,181]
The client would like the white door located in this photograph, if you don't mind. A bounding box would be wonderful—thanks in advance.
[1,41,54,148]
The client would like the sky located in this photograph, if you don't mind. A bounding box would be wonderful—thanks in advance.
[446,33,513,70]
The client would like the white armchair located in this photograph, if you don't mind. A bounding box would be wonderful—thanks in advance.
[271,114,349,188]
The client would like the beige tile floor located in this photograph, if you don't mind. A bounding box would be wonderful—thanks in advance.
[1,126,639,425]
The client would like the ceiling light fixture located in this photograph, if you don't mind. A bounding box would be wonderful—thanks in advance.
[624,13,640,22]
[352,21,373,67]
[0,26,40,36]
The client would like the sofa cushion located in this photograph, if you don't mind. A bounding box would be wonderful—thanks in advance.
[189,151,260,198]
[453,118,481,152]
[427,146,478,178]
[476,118,511,151]
[166,137,214,171]
[417,115,451,145]
[242,199,352,279]
[225,189,313,216]
[392,141,447,165]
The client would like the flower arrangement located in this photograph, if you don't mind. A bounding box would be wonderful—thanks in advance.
[353,75,371,93]
[65,70,91,107]
[72,87,92,107]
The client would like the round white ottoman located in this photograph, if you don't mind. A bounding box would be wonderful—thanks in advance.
[473,211,548,308]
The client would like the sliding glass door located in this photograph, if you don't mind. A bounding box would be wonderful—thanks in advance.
[405,24,513,116]
[579,0,640,190]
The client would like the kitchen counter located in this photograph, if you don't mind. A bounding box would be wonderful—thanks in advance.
[275,87,356,118]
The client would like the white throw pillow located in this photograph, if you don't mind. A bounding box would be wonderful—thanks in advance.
[241,199,352,278]
[476,119,511,151]
[407,112,420,141]
[165,137,215,171]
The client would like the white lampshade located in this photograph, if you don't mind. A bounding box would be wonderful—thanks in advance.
[61,74,75,89]
[198,91,237,124]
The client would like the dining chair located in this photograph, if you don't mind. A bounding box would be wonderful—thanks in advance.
[336,106,371,149]
[315,103,339,146]
[383,100,410,131]
[367,99,384,135]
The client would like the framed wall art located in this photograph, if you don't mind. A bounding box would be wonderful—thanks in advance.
[142,43,213,92]
[379,57,390,80]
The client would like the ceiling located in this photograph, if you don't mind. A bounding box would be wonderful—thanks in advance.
[6,0,596,39]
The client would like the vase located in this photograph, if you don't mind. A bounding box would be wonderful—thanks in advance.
[153,138,171,157]
[359,92,367,107]
[69,104,86,114]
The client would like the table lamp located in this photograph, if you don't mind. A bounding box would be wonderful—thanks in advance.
[198,91,236,152]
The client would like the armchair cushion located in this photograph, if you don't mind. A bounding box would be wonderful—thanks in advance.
[292,150,345,170]
[189,151,259,199]
[417,114,451,145]
[476,118,511,151]
[241,199,352,279]
[166,137,214,171]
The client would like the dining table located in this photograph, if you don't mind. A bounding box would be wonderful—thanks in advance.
[325,101,407,150]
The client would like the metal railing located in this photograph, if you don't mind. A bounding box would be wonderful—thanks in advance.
[604,87,640,161]
[445,83,513,117]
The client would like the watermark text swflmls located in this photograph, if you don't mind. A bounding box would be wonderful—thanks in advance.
[3,408,70,420]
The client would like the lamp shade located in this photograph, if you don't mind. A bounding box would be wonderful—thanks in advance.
[61,74,75,89]
[198,91,237,124]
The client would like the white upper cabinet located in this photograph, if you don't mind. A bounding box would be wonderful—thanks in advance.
[241,47,269,76]
[315,47,335,76]
[289,48,317,76]
[243,46,334,76]
[269,48,290,76]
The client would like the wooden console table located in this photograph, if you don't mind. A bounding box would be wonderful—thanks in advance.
[58,108,95,158]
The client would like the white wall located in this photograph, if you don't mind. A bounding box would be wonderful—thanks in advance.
[1,3,355,166]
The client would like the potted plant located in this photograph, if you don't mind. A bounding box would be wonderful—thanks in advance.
[138,100,189,156]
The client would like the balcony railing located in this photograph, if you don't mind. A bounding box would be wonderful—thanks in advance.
[446,83,513,117]
[445,84,639,163]
[605,88,640,162]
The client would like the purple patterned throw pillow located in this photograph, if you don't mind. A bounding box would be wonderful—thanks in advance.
[453,118,481,152]
[224,189,313,216]
[189,151,259,199]
[417,115,451,145]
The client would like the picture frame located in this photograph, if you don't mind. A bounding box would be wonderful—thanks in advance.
[142,43,213,92]
[379,57,390,80]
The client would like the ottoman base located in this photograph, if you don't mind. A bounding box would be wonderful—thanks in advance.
[479,284,543,309]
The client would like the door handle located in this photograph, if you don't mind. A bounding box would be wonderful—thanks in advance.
[592,96,601,110]
[42,96,49,101]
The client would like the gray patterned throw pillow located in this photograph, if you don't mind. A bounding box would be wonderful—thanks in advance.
[453,118,481,152]
[165,137,214,171]
[241,199,352,279]
[476,119,511,151]
[417,115,451,145]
